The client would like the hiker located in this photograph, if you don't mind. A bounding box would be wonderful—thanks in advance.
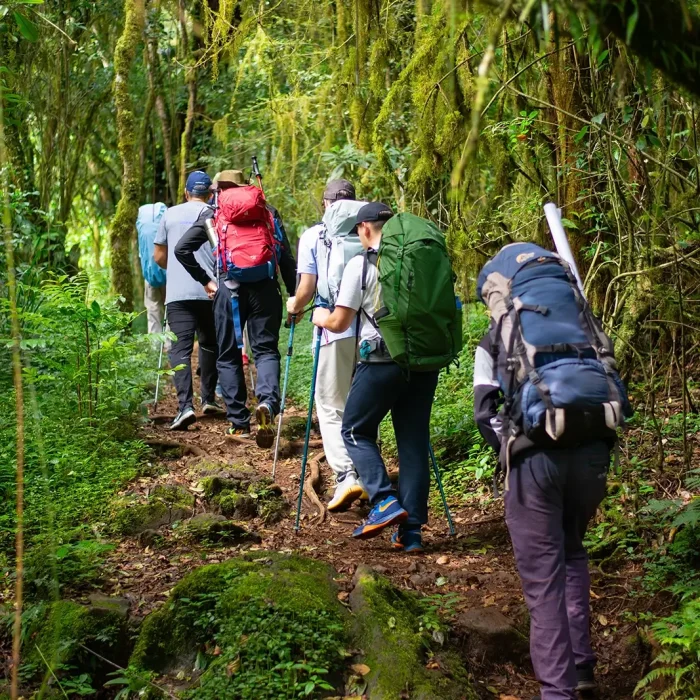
[154,171,220,431]
[175,169,297,447]
[286,179,369,511]
[474,242,632,700]
[137,202,168,336]
[313,203,456,552]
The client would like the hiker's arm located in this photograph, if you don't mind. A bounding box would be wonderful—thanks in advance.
[153,215,168,269]
[312,305,356,333]
[287,273,316,315]
[174,213,212,287]
[271,209,298,296]
[473,334,503,454]
[154,244,167,269]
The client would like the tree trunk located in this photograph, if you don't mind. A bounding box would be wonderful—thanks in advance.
[110,0,146,311]
[179,67,197,195]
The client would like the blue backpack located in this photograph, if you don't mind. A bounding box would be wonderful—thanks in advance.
[137,203,168,288]
[477,242,632,448]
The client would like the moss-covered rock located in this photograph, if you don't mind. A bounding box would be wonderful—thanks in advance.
[349,565,477,700]
[182,513,261,544]
[280,415,307,440]
[216,491,257,518]
[24,598,131,692]
[130,553,348,699]
[202,474,288,524]
[111,484,194,535]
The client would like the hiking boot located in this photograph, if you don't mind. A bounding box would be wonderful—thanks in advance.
[227,423,251,438]
[352,495,408,540]
[255,402,275,449]
[170,407,196,431]
[576,663,597,692]
[391,526,424,553]
[328,472,365,512]
[201,399,223,415]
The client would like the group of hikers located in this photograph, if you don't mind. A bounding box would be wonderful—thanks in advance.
[137,166,632,700]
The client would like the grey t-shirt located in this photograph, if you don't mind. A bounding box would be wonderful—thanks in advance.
[335,253,383,345]
[154,201,216,305]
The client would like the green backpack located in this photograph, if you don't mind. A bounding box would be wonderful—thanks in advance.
[367,212,462,371]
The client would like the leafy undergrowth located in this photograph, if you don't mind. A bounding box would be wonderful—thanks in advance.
[0,274,154,601]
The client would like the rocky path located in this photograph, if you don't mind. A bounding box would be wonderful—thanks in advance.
[101,383,648,699]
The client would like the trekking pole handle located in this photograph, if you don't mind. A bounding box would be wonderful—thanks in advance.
[252,155,264,194]
[252,155,262,180]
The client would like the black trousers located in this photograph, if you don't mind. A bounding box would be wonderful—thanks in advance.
[213,279,282,427]
[166,300,218,411]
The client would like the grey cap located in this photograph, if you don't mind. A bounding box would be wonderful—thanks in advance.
[323,179,356,202]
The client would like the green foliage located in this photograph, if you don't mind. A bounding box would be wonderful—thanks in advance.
[0,274,153,596]
[636,595,700,699]
[130,555,348,699]
[187,600,343,699]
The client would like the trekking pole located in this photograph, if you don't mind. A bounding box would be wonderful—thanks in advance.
[429,442,456,536]
[294,326,322,532]
[544,202,585,298]
[243,324,256,392]
[252,155,264,195]
[153,308,168,412]
[272,317,296,480]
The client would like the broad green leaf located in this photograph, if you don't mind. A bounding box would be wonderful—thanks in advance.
[591,113,606,126]
[13,11,38,42]
[15,1,45,4]
[626,7,639,45]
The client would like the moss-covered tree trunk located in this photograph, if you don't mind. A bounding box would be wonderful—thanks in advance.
[110,0,146,311]
[179,67,197,195]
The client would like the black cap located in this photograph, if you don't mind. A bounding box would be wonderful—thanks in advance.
[356,202,394,225]
[323,179,356,202]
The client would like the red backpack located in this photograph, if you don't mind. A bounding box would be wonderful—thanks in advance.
[215,186,279,282]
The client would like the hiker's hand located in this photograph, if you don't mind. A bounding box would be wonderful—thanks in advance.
[204,281,218,299]
[286,296,300,315]
[312,307,331,328]
[286,311,303,327]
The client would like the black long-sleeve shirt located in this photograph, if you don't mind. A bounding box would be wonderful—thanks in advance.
[174,203,297,296]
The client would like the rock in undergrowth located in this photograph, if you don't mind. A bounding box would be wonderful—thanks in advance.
[349,564,477,700]
[199,472,288,524]
[181,513,261,545]
[129,553,347,699]
[111,484,194,535]
[455,606,529,664]
[21,597,132,693]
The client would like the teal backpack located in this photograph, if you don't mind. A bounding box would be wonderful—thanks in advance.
[367,212,462,371]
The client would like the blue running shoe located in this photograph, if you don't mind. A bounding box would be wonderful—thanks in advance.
[352,496,408,540]
[391,527,424,553]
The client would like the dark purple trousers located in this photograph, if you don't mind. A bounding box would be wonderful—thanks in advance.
[505,441,609,700]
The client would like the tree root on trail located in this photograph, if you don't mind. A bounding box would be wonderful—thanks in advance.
[144,438,208,458]
[225,434,257,447]
[303,452,327,525]
[144,439,211,469]
[149,413,224,425]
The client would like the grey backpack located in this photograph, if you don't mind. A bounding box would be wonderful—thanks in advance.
[316,199,367,306]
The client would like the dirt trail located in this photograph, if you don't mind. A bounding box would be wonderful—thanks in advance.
[103,381,649,700]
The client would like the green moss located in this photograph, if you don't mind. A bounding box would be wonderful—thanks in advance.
[111,485,193,535]
[130,553,344,675]
[111,499,169,535]
[351,567,476,700]
[26,600,130,690]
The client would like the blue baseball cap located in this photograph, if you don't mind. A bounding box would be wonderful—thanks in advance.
[185,170,212,196]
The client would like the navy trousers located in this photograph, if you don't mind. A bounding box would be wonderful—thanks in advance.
[505,441,609,700]
[341,362,439,527]
[213,279,282,427]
